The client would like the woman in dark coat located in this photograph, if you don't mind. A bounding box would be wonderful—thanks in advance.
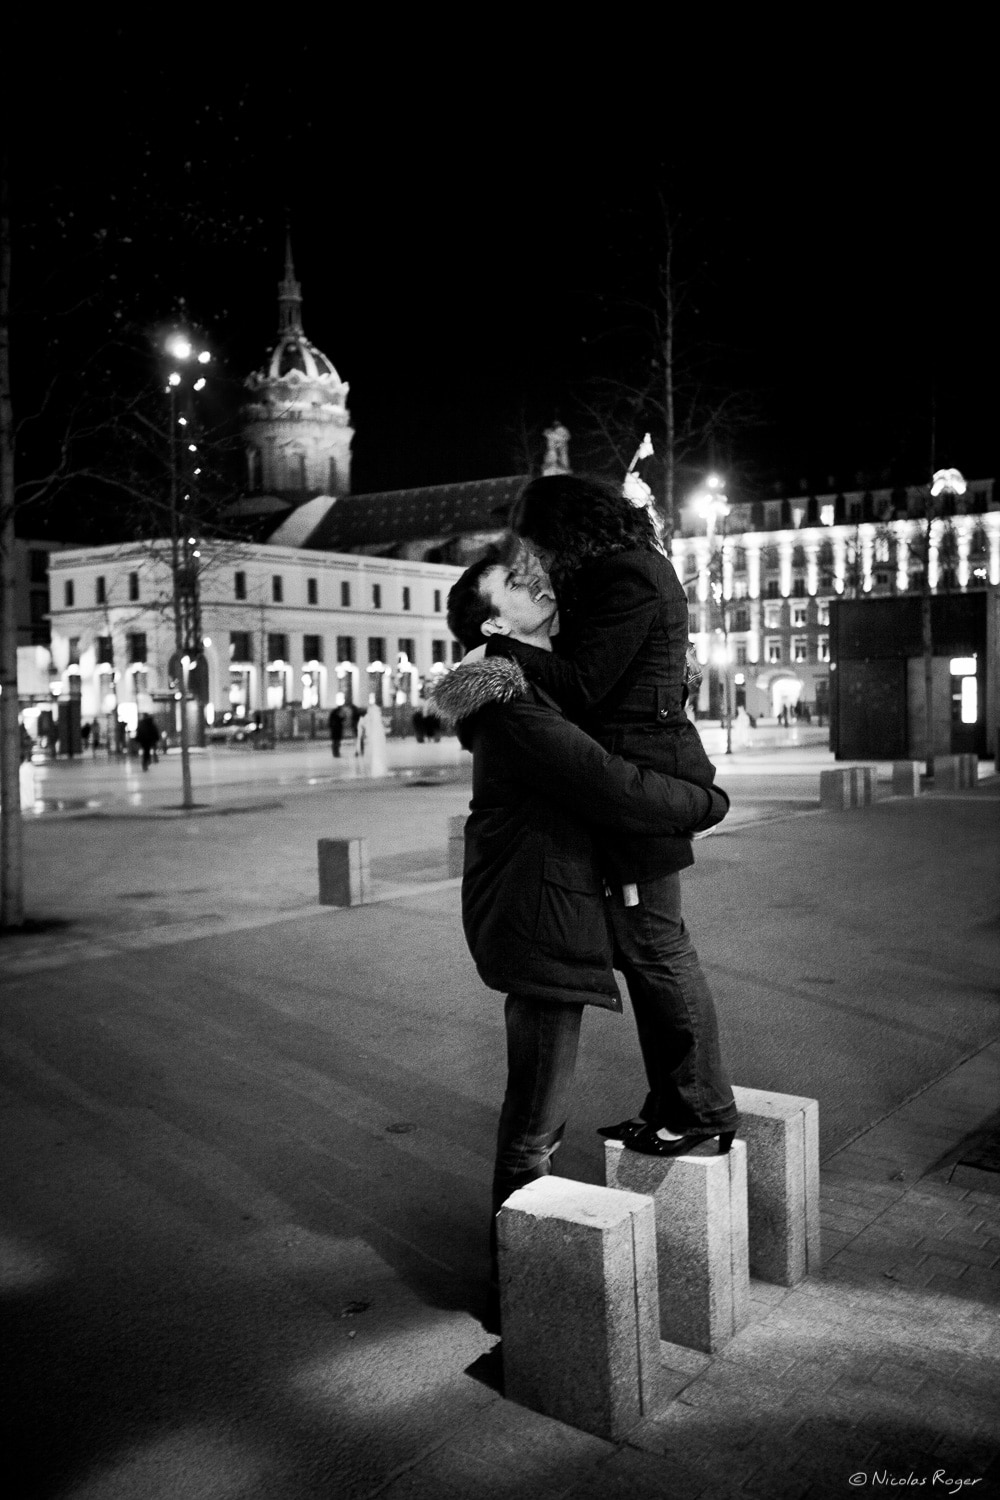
[485,473,738,1158]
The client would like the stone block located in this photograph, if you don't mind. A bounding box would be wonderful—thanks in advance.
[732,1086,821,1286]
[605,1137,749,1354]
[497,1175,663,1440]
[447,813,466,879]
[819,769,853,809]
[852,766,875,805]
[892,760,922,796]
[934,755,961,791]
[317,837,369,906]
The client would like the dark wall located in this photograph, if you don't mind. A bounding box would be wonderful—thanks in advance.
[830,593,988,759]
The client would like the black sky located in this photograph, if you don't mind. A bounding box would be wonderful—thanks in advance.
[7,22,994,535]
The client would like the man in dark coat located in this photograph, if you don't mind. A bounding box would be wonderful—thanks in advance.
[432,553,727,1304]
[327,704,345,757]
[135,713,160,772]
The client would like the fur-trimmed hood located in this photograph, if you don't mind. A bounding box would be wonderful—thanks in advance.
[429,654,530,730]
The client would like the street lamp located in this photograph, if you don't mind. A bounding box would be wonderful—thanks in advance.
[163,329,211,809]
[920,468,967,778]
[688,476,734,754]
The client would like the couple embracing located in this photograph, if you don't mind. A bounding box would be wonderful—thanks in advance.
[430,472,739,1315]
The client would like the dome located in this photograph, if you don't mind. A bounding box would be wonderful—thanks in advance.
[269,333,341,383]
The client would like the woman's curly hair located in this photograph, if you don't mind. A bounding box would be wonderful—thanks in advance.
[507,473,659,607]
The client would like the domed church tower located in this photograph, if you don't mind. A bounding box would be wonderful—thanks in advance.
[242,239,353,503]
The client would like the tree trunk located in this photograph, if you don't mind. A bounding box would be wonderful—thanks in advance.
[661,232,675,543]
[921,586,935,780]
[0,153,25,927]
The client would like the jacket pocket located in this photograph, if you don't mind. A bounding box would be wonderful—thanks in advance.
[533,857,608,965]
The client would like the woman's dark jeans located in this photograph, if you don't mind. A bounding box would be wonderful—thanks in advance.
[608,872,737,1134]
[490,994,584,1270]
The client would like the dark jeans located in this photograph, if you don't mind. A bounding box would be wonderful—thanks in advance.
[491,994,584,1267]
[608,872,737,1134]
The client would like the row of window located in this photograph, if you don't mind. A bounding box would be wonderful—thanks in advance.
[66,632,463,670]
[66,634,147,666]
[235,572,443,613]
[690,602,831,634]
[62,574,142,609]
[59,572,448,615]
[230,633,462,667]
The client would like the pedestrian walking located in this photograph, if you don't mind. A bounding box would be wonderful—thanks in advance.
[486,475,739,1156]
[135,713,160,772]
[327,704,345,758]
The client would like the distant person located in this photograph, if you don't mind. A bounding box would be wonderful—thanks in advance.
[91,721,100,755]
[412,694,428,742]
[81,721,92,749]
[327,704,345,758]
[422,704,442,742]
[115,718,128,757]
[135,713,160,771]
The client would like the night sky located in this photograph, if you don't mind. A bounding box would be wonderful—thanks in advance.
[6,23,993,539]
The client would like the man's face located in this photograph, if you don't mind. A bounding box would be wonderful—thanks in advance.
[479,564,557,642]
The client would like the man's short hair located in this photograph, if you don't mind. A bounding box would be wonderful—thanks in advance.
[447,548,504,651]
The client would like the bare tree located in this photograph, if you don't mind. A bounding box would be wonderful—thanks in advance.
[1,150,23,926]
[572,200,761,539]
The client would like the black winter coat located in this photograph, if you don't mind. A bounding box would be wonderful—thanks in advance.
[431,655,726,1011]
[486,546,720,882]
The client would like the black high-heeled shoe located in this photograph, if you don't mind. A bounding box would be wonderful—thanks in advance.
[597,1117,646,1142]
[624,1124,737,1158]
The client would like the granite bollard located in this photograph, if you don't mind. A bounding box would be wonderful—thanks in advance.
[892,760,922,796]
[447,813,466,878]
[935,753,978,791]
[497,1176,663,1440]
[317,837,369,906]
[819,768,853,809]
[852,766,875,805]
[732,1085,821,1285]
[605,1138,749,1354]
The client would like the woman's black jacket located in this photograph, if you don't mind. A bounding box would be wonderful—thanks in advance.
[431,656,726,1010]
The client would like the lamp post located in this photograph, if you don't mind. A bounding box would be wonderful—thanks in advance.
[689,474,733,754]
[922,467,967,778]
[163,331,211,810]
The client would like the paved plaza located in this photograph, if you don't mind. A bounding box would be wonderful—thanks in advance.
[1,738,998,1498]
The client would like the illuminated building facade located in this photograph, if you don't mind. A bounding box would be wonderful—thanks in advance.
[671,480,999,724]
